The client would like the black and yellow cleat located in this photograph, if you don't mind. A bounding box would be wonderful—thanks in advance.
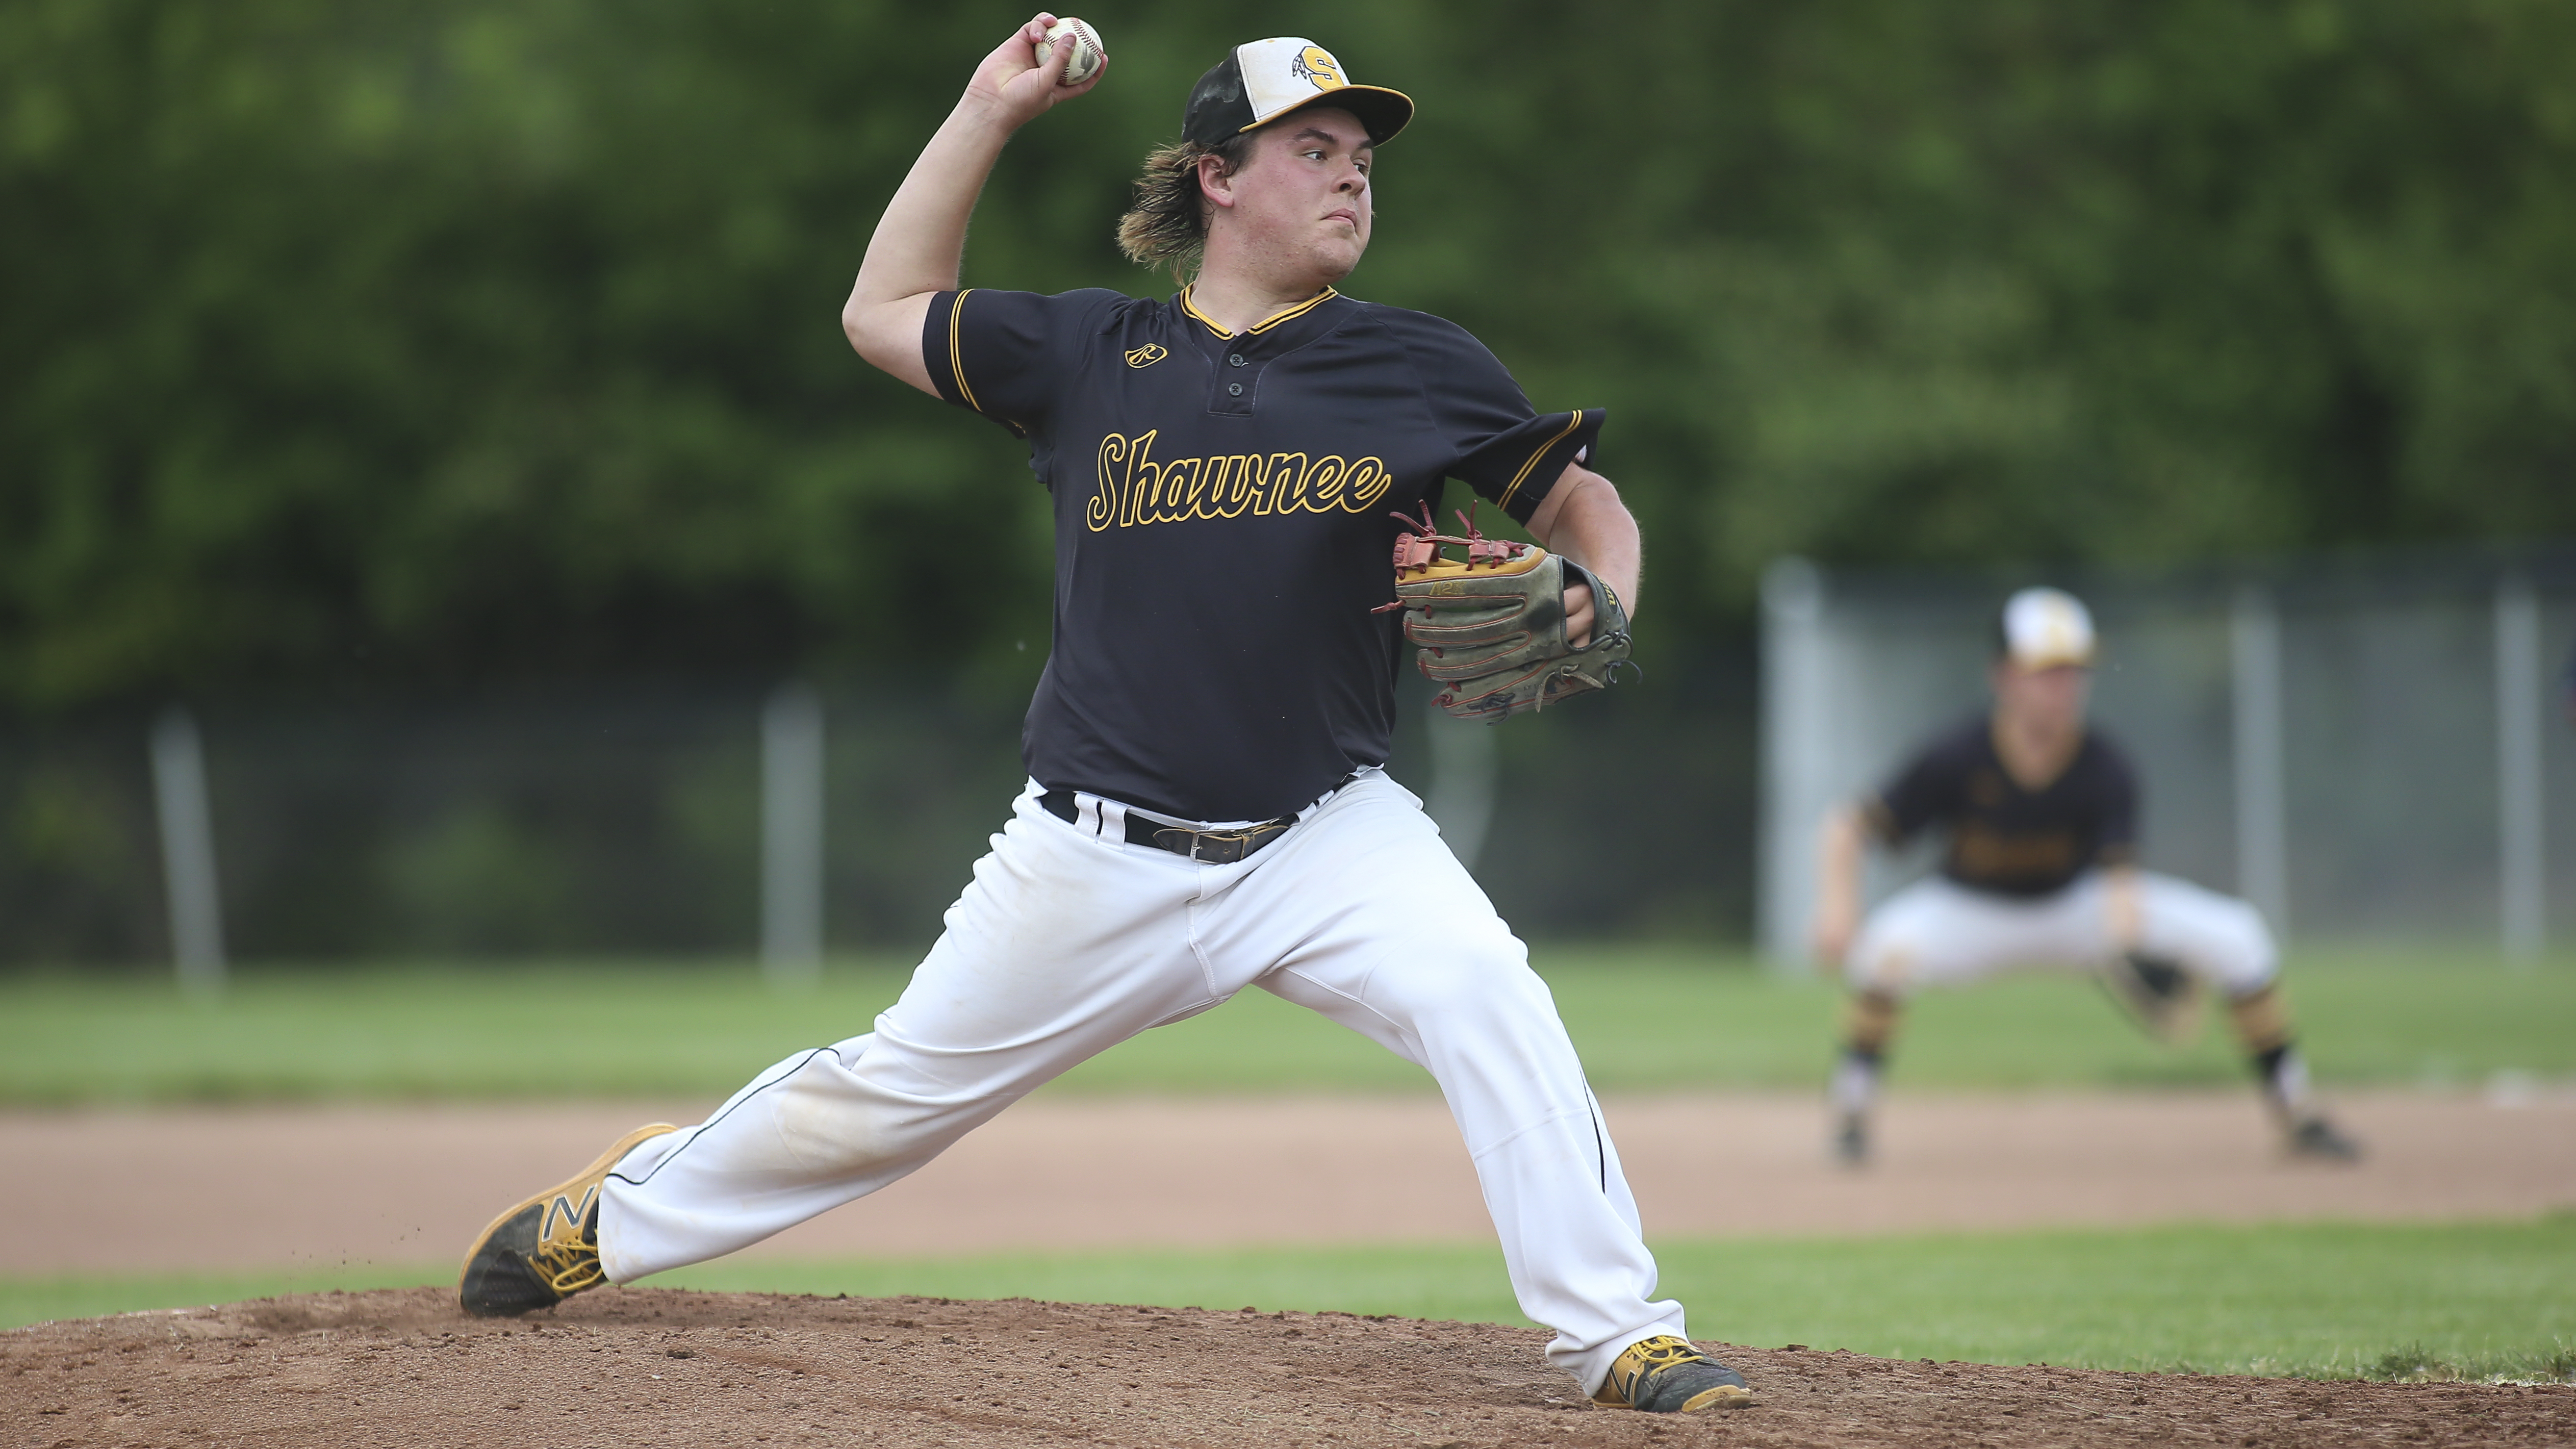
[1832,1110,1870,1166]
[458,1123,678,1317]
[2286,1114,2362,1162]
[1592,1335,1757,1413]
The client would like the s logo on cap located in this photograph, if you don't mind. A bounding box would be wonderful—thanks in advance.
[1292,45,1346,91]
[1180,37,1414,148]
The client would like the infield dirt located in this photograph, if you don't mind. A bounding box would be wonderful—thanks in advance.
[8,1285,2567,1448]
[9,1088,2573,1275]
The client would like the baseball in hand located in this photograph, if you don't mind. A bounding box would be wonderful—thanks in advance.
[1041,17,1105,86]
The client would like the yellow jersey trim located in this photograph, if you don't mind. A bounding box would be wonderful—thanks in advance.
[1498,410,1584,512]
[1179,286,1226,337]
[948,289,983,414]
[1249,287,1338,333]
[1179,285,1339,339]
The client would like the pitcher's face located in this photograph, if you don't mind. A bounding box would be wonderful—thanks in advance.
[1212,107,1374,282]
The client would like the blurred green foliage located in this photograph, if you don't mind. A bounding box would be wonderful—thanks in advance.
[5,0,2573,706]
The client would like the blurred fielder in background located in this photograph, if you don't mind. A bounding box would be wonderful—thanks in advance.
[1809,587,2362,1165]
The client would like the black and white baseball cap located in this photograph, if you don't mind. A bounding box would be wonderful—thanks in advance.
[1182,38,1414,148]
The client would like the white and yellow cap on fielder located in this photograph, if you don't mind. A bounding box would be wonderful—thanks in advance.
[2000,587,2096,670]
[1182,38,1415,148]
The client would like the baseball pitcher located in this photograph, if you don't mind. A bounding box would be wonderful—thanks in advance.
[1811,587,2362,1164]
[458,19,1749,1415]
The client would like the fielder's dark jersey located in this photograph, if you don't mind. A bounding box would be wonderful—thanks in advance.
[922,284,1602,822]
[1862,716,2139,897]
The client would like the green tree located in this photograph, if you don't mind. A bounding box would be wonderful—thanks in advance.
[4,0,2571,708]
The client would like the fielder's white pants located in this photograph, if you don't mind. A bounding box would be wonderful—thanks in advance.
[1845,869,2277,998]
[598,774,1685,1392]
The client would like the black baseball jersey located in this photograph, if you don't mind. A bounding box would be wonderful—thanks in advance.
[922,284,1602,823]
[1863,716,2139,897]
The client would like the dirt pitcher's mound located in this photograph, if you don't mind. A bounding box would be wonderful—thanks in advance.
[5,1288,2565,1448]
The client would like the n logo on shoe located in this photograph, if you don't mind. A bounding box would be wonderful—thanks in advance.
[541,1185,598,1242]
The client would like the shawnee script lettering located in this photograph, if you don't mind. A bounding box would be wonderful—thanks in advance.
[1087,430,1393,530]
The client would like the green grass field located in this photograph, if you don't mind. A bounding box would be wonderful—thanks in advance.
[0,946,2568,1104]
[7,947,2568,1380]
[11,1219,2570,1381]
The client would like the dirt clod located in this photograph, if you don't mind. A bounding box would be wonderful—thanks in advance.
[1,1286,2563,1447]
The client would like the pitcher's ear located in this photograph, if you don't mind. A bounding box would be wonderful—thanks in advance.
[1197,152,1240,210]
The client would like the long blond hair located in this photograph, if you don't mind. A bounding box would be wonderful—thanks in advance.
[1115,133,1258,283]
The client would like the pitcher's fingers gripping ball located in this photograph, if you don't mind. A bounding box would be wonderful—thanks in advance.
[1039,16,1105,86]
[1376,501,1636,719]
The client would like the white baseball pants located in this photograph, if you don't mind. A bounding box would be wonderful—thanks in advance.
[597,773,1685,1392]
[1845,868,2277,998]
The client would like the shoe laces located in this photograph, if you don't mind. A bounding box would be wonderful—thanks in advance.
[1601,1335,1705,1404]
[526,1201,605,1294]
[526,1236,605,1295]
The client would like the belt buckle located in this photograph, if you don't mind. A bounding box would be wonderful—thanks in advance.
[1151,819,1287,864]
[1190,830,1248,864]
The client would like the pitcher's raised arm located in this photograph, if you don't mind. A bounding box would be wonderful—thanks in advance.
[840,15,1107,394]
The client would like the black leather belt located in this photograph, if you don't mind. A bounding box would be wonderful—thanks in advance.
[1037,789,1300,865]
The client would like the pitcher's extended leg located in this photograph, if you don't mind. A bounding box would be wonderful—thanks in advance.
[596,792,1214,1283]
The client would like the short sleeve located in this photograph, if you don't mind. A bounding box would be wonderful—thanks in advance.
[1379,308,1605,525]
[1868,739,1963,845]
[920,288,1123,438]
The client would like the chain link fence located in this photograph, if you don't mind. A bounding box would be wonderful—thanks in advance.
[14,542,2564,975]
[0,650,1759,970]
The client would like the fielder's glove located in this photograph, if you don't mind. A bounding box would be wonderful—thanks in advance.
[2099,950,2204,1044]
[1373,503,1637,721]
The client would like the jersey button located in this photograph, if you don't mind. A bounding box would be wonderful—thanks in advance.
[1228,353,1246,366]
[1227,382,1244,396]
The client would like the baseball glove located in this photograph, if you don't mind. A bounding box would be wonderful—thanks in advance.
[1373,502,1636,721]
[2099,950,2204,1044]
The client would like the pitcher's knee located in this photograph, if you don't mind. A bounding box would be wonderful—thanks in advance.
[753,1063,990,1180]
